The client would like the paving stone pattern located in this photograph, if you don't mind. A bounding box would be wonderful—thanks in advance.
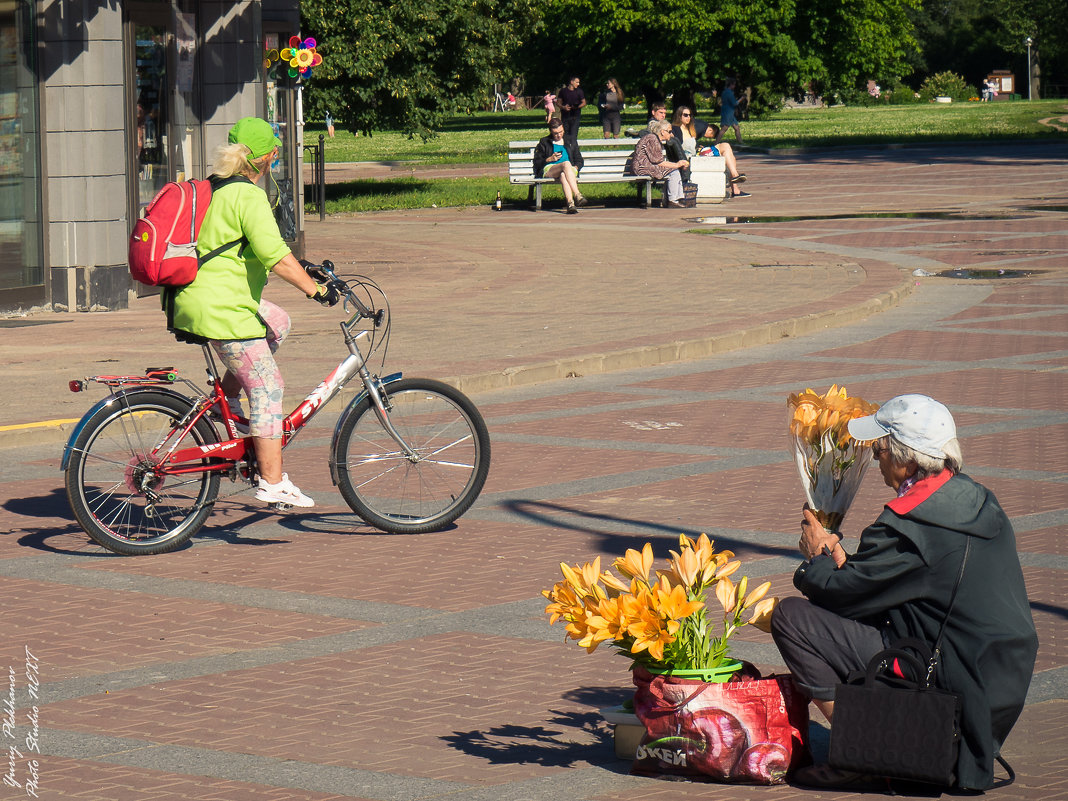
[0,142,1064,799]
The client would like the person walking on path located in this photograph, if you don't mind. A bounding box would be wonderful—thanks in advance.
[715,78,743,145]
[598,78,624,139]
[536,89,557,124]
[558,76,586,141]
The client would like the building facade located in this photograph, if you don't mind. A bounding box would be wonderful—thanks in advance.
[0,0,302,314]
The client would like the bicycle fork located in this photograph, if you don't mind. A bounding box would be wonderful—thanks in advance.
[361,371,419,461]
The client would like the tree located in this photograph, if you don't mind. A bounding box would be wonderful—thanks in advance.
[991,0,1067,97]
[301,0,541,137]
[517,0,921,114]
[793,0,920,101]
[908,0,1067,96]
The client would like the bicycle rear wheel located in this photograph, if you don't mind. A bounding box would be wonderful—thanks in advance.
[333,378,490,533]
[64,391,221,555]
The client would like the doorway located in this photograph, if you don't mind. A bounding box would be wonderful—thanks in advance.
[128,6,172,214]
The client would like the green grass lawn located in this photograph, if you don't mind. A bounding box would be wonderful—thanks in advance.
[304,99,1067,212]
[319,176,646,214]
[306,100,1067,164]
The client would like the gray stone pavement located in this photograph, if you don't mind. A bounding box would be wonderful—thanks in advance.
[0,142,1064,799]
[4,141,1067,446]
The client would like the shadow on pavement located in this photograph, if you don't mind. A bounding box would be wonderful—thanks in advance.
[442,686,626,769]
[501,499,793,559]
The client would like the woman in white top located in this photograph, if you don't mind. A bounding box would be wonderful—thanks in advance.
[671,106,749,197]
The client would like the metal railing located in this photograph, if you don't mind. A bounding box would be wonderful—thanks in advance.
[303,134,326,221]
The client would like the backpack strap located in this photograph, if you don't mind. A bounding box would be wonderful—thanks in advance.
[199,237,247,264]
[200,174,252,264]
[208,174,253,191]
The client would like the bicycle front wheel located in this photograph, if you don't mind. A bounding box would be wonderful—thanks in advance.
[333,378,490,533]
[64,391,221,555]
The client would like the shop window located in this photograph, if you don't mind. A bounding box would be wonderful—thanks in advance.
[0,0,43,298]
[135,23,170,208]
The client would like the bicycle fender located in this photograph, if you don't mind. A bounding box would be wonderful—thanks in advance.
[61,387,199,471]
[328,372,403,487]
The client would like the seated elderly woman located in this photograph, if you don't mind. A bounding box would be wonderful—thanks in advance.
[772,394,1037,792]
[532,118,587,214]
[671,106,749,198]
[625,118,689,208]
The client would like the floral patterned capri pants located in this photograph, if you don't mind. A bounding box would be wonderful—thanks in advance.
[211,299,291,438]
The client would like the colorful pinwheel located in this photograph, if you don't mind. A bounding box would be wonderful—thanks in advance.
[280,36,323,80]
[265,37,324,80]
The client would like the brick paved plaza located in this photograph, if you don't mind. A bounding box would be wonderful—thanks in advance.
[0,142,1064,799]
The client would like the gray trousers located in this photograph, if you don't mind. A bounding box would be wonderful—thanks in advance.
[664,170,683,202]
[770,596,885,701]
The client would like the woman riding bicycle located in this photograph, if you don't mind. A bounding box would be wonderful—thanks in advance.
[166,117,338,508]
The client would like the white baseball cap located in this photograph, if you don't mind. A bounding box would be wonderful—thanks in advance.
[847,394,957,459]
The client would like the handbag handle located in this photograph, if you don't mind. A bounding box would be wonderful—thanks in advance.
[865,647,927,688]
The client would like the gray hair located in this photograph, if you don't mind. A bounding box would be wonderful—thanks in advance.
[887,436,963,478]
[647,119,671,135]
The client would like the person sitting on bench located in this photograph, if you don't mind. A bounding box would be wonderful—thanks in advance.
[671,106,750,198]
[625,119,688,209]
[531,118,587,214]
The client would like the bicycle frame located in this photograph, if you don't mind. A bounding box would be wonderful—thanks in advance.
[64,302,409,480]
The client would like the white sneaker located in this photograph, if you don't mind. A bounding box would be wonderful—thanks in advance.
[255,473,315,508]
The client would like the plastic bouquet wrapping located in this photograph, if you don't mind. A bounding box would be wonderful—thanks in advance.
[542,534,776,673]
[787,385,880,533]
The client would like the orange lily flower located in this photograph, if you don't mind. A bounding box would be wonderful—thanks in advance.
[716,576,736,614]
[614,542,653,582]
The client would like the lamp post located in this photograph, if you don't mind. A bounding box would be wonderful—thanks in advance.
[1025,37,1033,101]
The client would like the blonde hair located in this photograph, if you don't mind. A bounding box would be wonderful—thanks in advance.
[211,142,270,179]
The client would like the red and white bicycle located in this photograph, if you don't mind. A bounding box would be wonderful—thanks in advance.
[62,262,491,555]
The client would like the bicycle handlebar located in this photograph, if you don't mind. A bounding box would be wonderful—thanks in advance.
[310,259,385,327]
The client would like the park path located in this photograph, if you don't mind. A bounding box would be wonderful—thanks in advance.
[0,142,1064,799]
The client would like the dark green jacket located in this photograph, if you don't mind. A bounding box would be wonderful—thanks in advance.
[795,472,1037,790]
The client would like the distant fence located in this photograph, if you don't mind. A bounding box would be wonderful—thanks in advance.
[303,134,326,222]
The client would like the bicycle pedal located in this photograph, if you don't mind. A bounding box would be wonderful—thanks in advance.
[266,501,293,512]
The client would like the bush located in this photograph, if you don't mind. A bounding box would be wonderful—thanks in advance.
[885,79,922,105]
[918,72,977,102]
[836,81,920,107]
[837,85,879,106]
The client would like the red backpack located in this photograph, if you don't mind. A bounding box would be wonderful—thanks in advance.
[129,176,247,287]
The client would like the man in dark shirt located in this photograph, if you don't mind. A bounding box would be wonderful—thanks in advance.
[558,76,586,140]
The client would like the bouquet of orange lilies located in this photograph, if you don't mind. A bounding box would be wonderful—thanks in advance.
[788,384,880,533]
[543,535,777,672]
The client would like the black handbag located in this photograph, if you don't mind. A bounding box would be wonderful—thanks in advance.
[828,539,972,786]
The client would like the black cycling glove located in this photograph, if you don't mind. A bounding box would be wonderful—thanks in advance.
[309,283,340,307]
[300,259,329,283]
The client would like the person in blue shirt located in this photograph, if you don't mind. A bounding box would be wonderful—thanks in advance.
[715,78,744,145]
[532,118,587,213]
